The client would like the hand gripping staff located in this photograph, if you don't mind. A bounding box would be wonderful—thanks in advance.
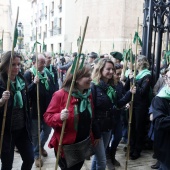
[55,16,89,170]
[125,17,139,170]
[0,7,19,157]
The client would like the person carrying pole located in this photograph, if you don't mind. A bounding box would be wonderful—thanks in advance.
[24,53,55,167]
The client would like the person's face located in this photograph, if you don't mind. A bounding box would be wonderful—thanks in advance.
[88,57,94,64]
[45,56,52,66]
[76,71,92,92]
[10,57,21,77]
[114,68,122,82]
[37,57,46,72]
[101,62,114,82]
[165,72,170,87]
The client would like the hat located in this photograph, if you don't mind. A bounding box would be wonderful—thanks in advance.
[110,51,123,61]
[88,52,98,59]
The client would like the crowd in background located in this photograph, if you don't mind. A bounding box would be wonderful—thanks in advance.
[0,50,170,170]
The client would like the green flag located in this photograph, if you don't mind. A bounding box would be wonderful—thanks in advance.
[32,41,41,53]
[13,28,18,48]
[133,32,142,47]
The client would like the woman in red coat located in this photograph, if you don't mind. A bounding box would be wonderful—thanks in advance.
[44,63,93,170]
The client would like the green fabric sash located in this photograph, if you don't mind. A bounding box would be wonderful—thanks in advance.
[72,89,92,131]
[45,65,55,84]
[157,86,170,100]
[135,69,151,80]
[72,89,92,117]
[10,76,25,108]
[107,86,116,103]
[30,66,49,90]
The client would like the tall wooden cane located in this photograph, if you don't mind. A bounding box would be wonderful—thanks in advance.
[125,17,139,170]
[0,7,19,158]
[35,28,42,170]
[55,16,89,170]
[0,30,4,60]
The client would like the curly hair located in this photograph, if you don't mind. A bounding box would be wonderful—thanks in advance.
[92,58,115,86]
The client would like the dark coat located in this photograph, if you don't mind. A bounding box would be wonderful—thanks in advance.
[46,65,59,91]
[0,74,32,152]
[91,80,131,139]
[152,96,170,168]
[125,74,152,108]
[24,69,55,120]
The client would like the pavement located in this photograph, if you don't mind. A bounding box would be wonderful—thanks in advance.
[1,131,155,170]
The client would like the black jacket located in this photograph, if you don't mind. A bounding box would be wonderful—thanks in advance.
[24,69,55,120]
[91,80,131,139]
[152,96,170,168]
[0,74,32,152]
[125,74,152,108]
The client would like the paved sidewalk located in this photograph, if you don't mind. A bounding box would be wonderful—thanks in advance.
[1,131,155,170]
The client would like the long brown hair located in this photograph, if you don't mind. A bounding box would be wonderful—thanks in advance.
[0,51,22,86]
[62,63,92,92]
[92,58,115,86]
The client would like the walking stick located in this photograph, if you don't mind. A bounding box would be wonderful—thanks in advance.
[125,17,139,170]
[35,28,42,170]
[55,16,89,170]
[0,7,19,157]
[0,30,4,60]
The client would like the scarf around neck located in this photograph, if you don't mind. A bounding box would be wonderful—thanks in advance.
[157,86,170,100]
[135,69,151,80]
[10,76,25,108]
[30,66,49,90]
[45,65,55,84]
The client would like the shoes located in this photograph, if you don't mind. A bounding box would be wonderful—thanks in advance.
[130,152,141,160]
[35,158,43,167]
[123,146,127,152]
[41,148,48,157]
[151,160,160,169]
[111,158,121,166]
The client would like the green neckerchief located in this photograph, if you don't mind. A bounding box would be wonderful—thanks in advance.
[10,76,25,108]
[93,81,116,103]
[135,69,151,80]
[72,89,92,131]
[125,69,131,78]
[107,86,116,103]
[45,65,55,84]
[157,86,170,100]
[30,66,49,90]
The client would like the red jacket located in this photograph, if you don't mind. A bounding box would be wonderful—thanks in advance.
[44,89,94,156]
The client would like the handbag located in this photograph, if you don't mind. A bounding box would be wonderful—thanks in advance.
[62,136,94,168]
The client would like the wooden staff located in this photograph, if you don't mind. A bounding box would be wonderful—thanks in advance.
[0,7,19,157]
[55,16,89,170]
[0,30,4,60]
[125,17,139,170]
[35,28,42,170]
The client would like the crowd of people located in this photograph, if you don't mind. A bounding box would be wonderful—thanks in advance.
[0,50,169,170]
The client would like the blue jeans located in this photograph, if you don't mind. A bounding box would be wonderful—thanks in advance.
[159,162,169,170]
[31,119,51,159]
[110,115,122,158]
[91,131,111,170]
[1,128,34,170]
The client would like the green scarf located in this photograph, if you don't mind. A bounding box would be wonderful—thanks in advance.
[72,89,92,130]
[157,86,170,100]
[10,76,25,108]
[45,65,55,84]
[125,69,131,78]
[135,69,151,80]
[30,66,49,90]
[107,86,116,103]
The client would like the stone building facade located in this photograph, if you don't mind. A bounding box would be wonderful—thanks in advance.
[0,0,13,53]
[28,0,144,54]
